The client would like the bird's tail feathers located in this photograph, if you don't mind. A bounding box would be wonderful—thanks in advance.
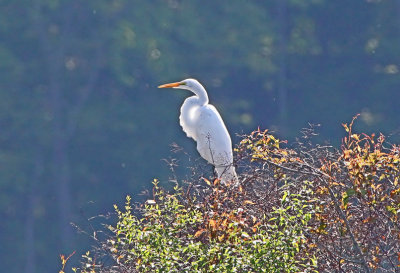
[217,165,238,186]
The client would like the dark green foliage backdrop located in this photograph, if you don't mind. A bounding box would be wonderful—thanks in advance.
[0,1,399,272]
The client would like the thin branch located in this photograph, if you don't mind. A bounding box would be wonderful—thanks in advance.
[263,157,371,272]
[317,176,371,273]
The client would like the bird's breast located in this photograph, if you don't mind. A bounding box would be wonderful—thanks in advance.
[179,102,202,139]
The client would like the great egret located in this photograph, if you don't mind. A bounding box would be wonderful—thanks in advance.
[158,79,238,184]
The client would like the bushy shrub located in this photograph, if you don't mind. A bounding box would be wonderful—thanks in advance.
[65,117,399,272]
[73,178,316,273]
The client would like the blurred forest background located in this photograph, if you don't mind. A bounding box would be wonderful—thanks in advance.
[0,0,399,272]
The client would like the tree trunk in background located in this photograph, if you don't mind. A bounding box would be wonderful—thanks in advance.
[31,0,73,261]
[398,0,400,30]
[52,104,74,250]
[43,31,75,254]
[31,1,103,255]
[24,153,43,273]
[277,0,288,134]
[33,0,78,253]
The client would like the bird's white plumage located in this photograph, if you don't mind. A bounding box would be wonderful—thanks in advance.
[159,78,238,184]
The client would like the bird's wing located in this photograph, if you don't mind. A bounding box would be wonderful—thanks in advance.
[194,105,233,166]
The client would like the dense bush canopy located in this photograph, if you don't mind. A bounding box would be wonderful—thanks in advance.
[68,120,400,272]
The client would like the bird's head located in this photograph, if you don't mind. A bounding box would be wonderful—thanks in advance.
[158,78,208,104]
[158,78,200,91]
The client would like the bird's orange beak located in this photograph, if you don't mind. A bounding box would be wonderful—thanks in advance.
[158,81,182,88]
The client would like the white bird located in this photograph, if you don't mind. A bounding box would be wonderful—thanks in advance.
[158,78,238,185]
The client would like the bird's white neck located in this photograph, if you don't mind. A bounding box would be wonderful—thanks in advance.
[188,82,209,105]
